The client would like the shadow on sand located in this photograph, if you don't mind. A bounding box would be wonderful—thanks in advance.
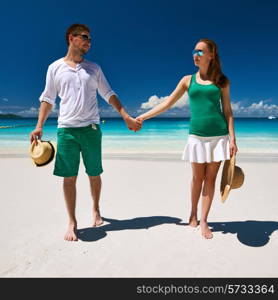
[78,217,278,247]
[209,220,278,247]
[77,216,182,242]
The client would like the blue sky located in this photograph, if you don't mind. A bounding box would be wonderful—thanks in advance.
[1,0,278,117]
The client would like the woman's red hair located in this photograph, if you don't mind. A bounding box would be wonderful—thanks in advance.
[198,38,229,88]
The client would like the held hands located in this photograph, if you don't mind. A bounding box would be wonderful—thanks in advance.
[125,116,142,132]
[135,116,143,128]
[134,116,144,131]
[136,116,143,123]
[30,127,43,145]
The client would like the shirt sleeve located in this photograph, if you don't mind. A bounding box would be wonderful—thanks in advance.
[97,65,117,103]
[39,65,57,105]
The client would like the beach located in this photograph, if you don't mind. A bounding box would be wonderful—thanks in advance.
[1,155,278,277]
[1,0,278,282]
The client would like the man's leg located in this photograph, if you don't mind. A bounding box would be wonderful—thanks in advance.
[63,176,78,241]
[54,128,81,241]
[88,175,103,227]
[80,124,104,227]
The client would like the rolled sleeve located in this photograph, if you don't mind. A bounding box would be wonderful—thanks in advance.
[39,66,57,106]
[97,66,117,103]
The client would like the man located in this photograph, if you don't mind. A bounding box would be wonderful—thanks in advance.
[30,24,141,242]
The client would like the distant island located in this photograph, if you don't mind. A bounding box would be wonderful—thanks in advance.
[0,114,22,119]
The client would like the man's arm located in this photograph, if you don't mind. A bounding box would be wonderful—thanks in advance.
[30,101,53,144]
[30,64,57,144]
[96,66,141,131]
[108,95,141,131]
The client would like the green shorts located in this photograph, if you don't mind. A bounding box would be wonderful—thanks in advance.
[54,124,103,177]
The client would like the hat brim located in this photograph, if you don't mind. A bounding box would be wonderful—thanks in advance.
[221,185,231,203]
[220,155,235,203]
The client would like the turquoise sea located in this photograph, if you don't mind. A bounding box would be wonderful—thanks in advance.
[0,118,278,156]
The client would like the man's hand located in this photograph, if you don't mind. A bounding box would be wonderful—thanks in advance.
[30,127,43,145]
[125,116,142,132]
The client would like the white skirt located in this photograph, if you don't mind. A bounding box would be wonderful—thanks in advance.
[182,134,230,163]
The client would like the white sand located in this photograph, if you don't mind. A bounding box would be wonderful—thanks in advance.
[0,157,278,277]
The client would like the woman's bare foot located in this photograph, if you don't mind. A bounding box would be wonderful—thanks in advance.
[188,215,198,227]
[92,209,103,227]
[200,221,213,239]
[64,223,78,241]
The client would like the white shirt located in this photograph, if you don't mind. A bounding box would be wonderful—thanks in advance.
[39,58,116,128]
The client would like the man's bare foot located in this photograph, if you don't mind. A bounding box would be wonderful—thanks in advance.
[200,221,213,239]
[188,215,198,227]
[92,210,103,227]
[64,223,78,241]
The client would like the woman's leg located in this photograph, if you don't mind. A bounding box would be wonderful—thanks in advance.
[189,162,206,227]
[200,161,221,239]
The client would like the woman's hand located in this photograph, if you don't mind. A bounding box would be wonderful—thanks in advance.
[230,140,238,157]
[135,116,143,126]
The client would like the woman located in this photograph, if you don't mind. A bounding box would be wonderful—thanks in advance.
[137,39,238,239]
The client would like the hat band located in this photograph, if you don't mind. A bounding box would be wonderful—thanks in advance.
[35,142,55,167]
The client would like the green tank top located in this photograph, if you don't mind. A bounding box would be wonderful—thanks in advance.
[188,73,229,137]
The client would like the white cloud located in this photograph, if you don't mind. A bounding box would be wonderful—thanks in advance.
[1,98,277,119]
[2,98,8,102]
[232,100,278,117]
[99,106,120,117]
[140,95,278,118]
[141,93,189,110]
[17,107,39,117]
[17,104,59,117]
[0,105,25,109]
[99,106,142,118]
[139,93,190,117]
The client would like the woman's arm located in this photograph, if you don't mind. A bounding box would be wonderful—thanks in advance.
[137,75,190,121]
[221,83,238,156]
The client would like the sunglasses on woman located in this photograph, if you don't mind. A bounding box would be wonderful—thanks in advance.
[73,34,92,42]
[192,49,204,56]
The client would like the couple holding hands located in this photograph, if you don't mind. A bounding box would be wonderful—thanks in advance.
[30,24,237,241]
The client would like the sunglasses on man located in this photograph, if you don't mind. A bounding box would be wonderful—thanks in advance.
[73,34,92,42]
[192,49,204,56]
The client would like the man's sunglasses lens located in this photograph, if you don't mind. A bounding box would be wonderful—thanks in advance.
[74,34,91,42]
[81,35,91,42]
